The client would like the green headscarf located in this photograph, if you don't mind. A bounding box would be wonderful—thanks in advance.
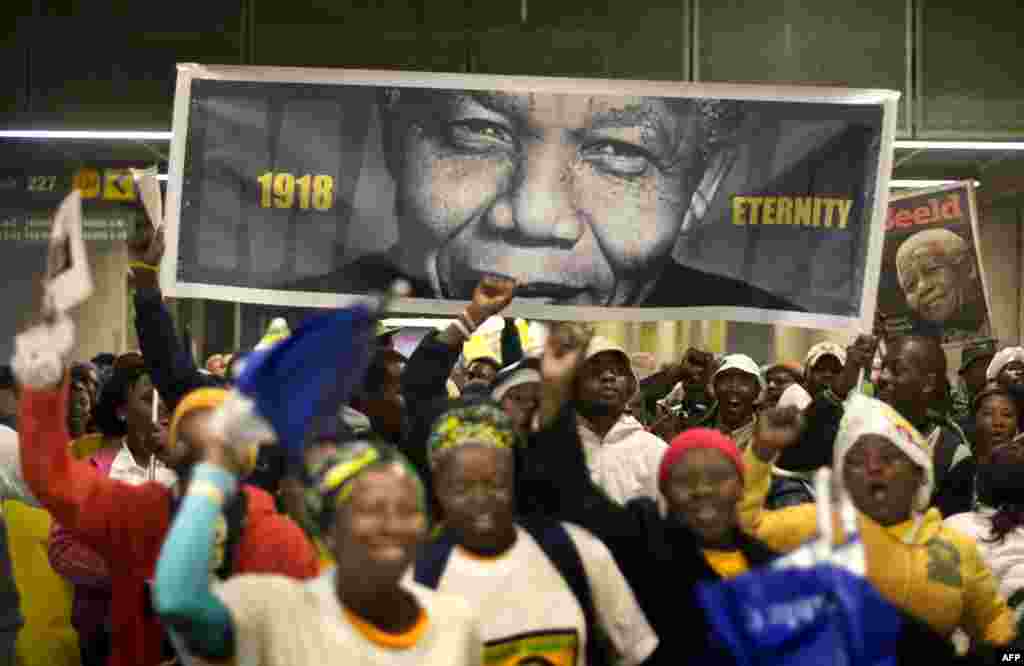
[305,439,426,536]
[427,403,520,468]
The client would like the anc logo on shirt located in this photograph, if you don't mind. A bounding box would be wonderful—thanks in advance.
[483,629,579,666]
[926,538,962,588]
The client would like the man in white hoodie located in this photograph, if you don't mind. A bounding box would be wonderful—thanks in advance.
[573,337,668,505]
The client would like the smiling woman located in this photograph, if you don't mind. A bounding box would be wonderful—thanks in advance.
[153,439,482,666]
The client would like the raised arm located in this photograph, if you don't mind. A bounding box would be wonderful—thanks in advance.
[402,276,517,404]
[500,317,524,367]
[153,462,238,660]
[129,228,212,410]
[737,408,818,552]
[519,323,644,548]
[18,379,169,557]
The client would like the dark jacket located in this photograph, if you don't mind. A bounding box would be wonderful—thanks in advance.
[133,287,283,494]
[518,405,973,666]
[775,390,977,517]
[400,323,523,510]
[133,286,226,411]
[518,404,777,666]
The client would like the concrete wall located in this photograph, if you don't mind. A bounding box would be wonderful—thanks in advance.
[70,241,130,362]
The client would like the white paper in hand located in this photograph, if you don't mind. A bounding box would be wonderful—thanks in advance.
[44,190,93,314]
[131,165,163,229]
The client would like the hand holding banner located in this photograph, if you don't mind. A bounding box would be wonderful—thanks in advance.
[131,165,164,230]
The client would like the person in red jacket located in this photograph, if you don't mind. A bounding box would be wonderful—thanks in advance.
[17,376,319,666]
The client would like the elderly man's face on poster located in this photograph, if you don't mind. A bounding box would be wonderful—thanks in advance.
[896,229,977,323]
[383,90,710,306]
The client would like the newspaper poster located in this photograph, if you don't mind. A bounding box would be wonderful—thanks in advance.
[164,64,899,329]
[878,182,992,345]
[44,189,93,313]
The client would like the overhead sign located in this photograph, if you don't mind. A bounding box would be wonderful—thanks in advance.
[102,169,136,201]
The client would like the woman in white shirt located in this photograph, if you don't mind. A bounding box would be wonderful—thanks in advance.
[415,402,658,666]
[945,386,1024,614]
[153,437,480,666]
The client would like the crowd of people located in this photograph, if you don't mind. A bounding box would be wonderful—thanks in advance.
[2,223,1024,666]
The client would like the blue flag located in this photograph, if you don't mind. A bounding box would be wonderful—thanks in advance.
[233,304,377,464]
[697,564,904,666]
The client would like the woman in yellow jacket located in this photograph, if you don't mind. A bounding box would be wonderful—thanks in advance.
[742,395,1016,647]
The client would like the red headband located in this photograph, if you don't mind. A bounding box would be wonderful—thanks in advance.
[659,428,745,485]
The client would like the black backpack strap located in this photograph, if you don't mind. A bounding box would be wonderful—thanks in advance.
[216,488,248,580]
[928,425,958,489]
[519,518,612,666]
[412,528,460,589]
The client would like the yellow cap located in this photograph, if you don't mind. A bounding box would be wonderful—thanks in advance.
[167,388,230,453]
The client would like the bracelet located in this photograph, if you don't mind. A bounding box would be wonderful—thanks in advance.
[451,318,472,340]
[129,261,159,273]
[187,480,226,507]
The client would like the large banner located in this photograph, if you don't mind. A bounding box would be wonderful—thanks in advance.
[164,64,899,328]
[878,182,993,345]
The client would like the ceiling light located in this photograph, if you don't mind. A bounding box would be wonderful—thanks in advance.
[0,130,172,140]
[889,179,980,188]
[894,141,1024,151]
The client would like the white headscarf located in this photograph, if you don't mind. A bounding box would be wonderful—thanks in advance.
[987,347,1024,382]
[835,394,933,514]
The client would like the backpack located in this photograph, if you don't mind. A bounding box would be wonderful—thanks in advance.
[414,518,613,666]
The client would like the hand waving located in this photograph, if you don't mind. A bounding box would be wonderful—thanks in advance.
[753,406,804,462]
[466,275,517,325]
[535,322,593,430]
[541,322,593,389]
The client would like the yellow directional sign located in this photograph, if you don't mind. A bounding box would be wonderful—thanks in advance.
[103,169,135,201]
[72,168,102,199]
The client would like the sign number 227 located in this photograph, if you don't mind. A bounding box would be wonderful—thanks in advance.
[256,172,334,211]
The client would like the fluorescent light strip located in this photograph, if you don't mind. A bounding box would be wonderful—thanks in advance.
[889,179,980,188]
[895,141,1024,151]
[0,130,173,140]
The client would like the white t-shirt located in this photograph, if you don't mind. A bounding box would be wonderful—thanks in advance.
[412,523,658,666]
[215,572,481,666]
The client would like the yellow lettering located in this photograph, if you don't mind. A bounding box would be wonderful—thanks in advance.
[748,197,763,225]
[762,197,777,225]
[794,197,813,226]
[821,199,837,228]
[777,197,793,226]
[732,197,747,225]
[836,199,853,230]
[811,198,822,227]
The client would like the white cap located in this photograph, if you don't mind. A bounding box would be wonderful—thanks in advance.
[834,394,933,513]
[987,347,1024,382]
[713,354,765,391]
[777,383,813,410]
[491,360,542,401]
[583,336,638,397]
[804,342,847,374]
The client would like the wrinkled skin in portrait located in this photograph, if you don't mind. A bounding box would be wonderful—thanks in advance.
[896,228,980,325]
[377,89,743,306]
